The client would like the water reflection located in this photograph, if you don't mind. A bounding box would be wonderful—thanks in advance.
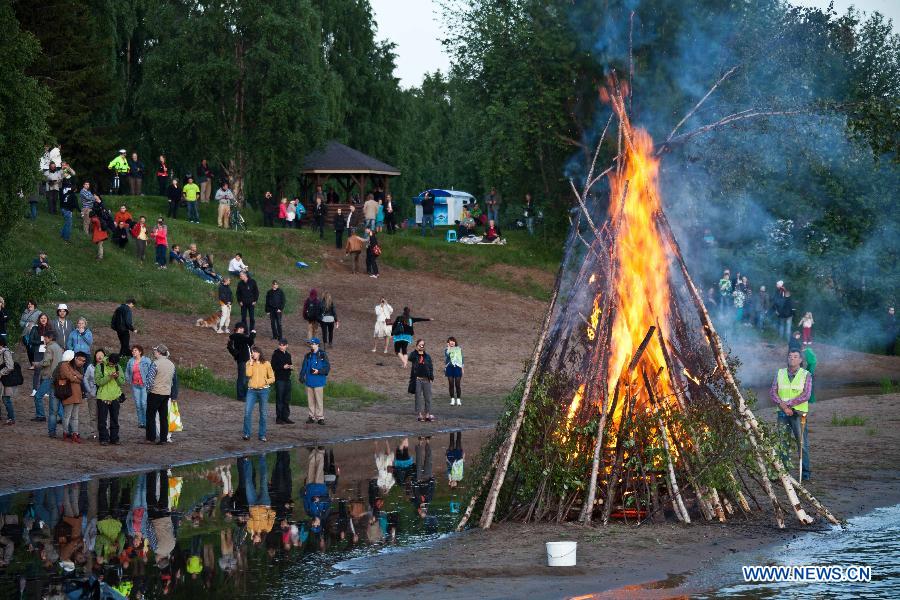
[0,431,478,598]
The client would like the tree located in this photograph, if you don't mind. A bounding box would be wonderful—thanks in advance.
[0,2,51,240]
[13,0,122,186]
[138,0,334,203]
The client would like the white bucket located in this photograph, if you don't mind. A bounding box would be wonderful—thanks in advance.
[545,541,577,567]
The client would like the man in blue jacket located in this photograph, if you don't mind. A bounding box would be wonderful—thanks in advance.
[299,338,330,424]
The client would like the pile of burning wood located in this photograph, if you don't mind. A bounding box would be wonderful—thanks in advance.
[459,73,841,531]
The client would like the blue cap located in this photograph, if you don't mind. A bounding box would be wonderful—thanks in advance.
[307,337,321,345]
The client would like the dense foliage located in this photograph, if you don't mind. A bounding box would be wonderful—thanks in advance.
[4,0,899,345]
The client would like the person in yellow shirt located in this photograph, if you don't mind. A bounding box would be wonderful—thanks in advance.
[183,176,201,224]
[244,346,275,441]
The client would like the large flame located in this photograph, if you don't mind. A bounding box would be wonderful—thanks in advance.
[567,81,677,440]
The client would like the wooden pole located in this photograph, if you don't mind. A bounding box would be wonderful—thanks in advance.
[478,270,563,529]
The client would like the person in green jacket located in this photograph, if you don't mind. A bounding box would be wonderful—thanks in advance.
[803,346,817,404]
[94,350,123,445]
[95,511,125,564]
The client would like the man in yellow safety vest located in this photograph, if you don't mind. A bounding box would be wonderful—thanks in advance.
[769,349,811,480]
[107,149,130,195]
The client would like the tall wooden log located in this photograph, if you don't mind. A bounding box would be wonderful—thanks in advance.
[478,271,563,529]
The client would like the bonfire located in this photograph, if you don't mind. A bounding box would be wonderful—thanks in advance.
[459,71,841,531]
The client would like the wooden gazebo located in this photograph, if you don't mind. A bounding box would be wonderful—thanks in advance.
[300,141,401,203]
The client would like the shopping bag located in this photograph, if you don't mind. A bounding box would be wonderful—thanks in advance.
[168,399,183,432]
[168,476,183,508]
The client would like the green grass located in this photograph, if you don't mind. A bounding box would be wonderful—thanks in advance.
[377,226,560,300]
[879,378,900,394]
[176,364,385,411]
[829,413,868,427]
[9,195,323,314]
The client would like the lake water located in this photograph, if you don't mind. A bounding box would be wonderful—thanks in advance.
[0,431,484,599]
[696,503,900,599]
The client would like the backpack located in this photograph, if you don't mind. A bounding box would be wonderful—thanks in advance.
[110,306,122,331]
[304,299,323,322]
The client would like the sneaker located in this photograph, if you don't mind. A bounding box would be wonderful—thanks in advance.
[259,437,267,442]
[306,417,315,424]
[450,398,456,405]
[284,418,295,424]
[5,419,14,426]
[72,434,81,444]
[62,432,70,442]
[31,416,46,422]
[100,440,109,446]
[30,390,36,397]
[317,419,325,425]
[242,435,250,441]
[457,398,462,406]
[48,432,57,438]
[371,348,377,352]
[275,419,285,425]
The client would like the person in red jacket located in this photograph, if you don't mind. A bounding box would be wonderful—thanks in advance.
[91,214,108,260]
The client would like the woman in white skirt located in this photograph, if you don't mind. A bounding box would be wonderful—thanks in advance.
[372,297,393,353]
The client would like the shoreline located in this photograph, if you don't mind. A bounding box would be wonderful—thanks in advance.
[314,391,900,599]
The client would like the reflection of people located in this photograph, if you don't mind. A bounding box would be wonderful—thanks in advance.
[770,350,811,480]
[305,448,331,533]
[374,440,395,493]
[412,437,435,517]
[446,432,465,488]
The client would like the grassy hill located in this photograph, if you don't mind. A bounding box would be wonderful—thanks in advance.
[7,195,561,314]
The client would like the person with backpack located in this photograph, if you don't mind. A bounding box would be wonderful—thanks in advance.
[243,346,275,441]
[237,272,259,332]
[299,338,330,425]
[57,351,87,443]
[392,307,433,368]
[0,337,23,425]
[264,280,286,341]
[302,289,323,342]
[112,300,137,358]
[93,350,124,445]
[228,323,255,402]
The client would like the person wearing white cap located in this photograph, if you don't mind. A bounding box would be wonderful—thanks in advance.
[52,304,72,348]
[107,149,130,195]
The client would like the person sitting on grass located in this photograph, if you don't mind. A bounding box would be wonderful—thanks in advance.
[169,244,185,264]
[483,219,502,243]
[32,251,50,274]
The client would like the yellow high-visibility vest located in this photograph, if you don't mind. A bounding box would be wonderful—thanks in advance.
[777,367,809,414]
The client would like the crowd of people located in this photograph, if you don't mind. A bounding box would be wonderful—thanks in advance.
[0,433,466,594]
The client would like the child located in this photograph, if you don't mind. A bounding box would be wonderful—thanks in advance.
[788,330,803,353]
[294,196,306,228]
[285,200,296,228]
[800,312,814,345]
[278,198,288,227]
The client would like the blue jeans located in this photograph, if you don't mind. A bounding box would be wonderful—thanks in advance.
[1,395,14,421]
[60,209,73,241]
[156,244,166,267]
[780,317,792,340]
[47,393,60,435]
[241,455,271,506]
[488,207,499,224]
[29,201,38,220]
[132,385,147,427]
[35,377,59,419]
[777,411,810,480]
[420,214,434,235]
[187,201,199,222]
[236,360,248,400]
[365,218,376,231]
[243,387,269,439]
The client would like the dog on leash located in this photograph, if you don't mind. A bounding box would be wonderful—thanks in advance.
[195,314,220,329]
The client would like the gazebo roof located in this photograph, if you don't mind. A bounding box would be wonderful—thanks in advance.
[301,141,400,176]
